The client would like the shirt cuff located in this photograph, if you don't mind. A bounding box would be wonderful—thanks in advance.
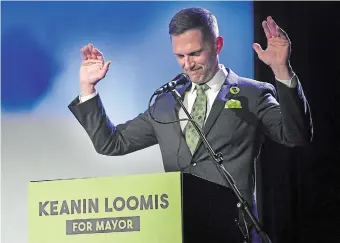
[275,73,298,88]
[79,90,98,103]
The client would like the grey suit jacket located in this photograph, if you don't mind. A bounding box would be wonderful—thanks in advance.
[68,68,313,208]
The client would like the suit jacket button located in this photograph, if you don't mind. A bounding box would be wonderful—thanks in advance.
[192,163,197,167]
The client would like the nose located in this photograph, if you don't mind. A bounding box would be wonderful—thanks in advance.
[183,56,195,70]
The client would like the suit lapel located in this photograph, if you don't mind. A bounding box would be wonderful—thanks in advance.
[193,69,239,156]
[168,69,239,159]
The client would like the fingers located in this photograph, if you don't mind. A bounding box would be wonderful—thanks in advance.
[81,46,88,60]
[103,61,111,70]
[269,17,287,40]
[276,27,290,42]
[87,43,94,52]
[87,43,97,60]
[263,16,289,41]
[267,16,278,38]
[80,43,105,61]
[101,61,112,77]
[82,47,92,60]
[83,44,92,59]
[262,21,272,39]
[93,48,104,61]
[252,43,264,57]
[262,16,279,39]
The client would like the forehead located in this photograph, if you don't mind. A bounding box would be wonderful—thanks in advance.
[171,29,204,54]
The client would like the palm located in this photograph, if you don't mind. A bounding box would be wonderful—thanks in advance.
[253,16,291,68]
[79,43,111,85]
[80,60,106,85]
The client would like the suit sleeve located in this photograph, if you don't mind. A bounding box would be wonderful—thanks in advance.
[68,95,158,155]
[256,75,313,147]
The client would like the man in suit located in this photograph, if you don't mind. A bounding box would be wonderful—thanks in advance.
[69,7,313,242]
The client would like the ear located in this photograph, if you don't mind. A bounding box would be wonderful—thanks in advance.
[215,36,224,54]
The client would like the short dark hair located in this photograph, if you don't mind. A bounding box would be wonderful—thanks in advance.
[169,7,219,42]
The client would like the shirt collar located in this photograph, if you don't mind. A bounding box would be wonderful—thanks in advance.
[190,64,228,93]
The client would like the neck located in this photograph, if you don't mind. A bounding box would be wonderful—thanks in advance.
[213,63,220,75]
[203,63,220,83]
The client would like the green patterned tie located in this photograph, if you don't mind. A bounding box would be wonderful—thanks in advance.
[185,83,210,154]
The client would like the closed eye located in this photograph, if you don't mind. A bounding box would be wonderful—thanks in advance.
[175,48,203,59]
[189,51,202,56]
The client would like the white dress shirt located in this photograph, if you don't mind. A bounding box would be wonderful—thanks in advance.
[79,64,297,132]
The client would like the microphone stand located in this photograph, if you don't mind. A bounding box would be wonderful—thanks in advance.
[170,88,272,243]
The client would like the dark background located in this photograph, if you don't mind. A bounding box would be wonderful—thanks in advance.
[254,2,340,243]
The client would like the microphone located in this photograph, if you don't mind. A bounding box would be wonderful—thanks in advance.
[154,73,189,95]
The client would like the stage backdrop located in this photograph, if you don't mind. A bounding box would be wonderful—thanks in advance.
[1,1,253,243]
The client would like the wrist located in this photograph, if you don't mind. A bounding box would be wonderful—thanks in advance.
[80,83,96,96]
[271,64,294,80]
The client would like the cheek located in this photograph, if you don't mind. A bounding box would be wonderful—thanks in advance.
[193,56,207,66]
[206,54,217,67]
[197,56,212,68]
[176,58,184,67]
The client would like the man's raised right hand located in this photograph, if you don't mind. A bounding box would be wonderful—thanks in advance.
[79,43,111,96]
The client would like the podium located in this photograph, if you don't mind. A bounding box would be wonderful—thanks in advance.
[28,172,243,243]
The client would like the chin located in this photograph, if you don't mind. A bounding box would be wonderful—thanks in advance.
[190,78,202,84]
[189,74,205,84]
[192,77,209,85]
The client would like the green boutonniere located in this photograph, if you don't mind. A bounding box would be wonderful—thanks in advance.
[225,99,242,109]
